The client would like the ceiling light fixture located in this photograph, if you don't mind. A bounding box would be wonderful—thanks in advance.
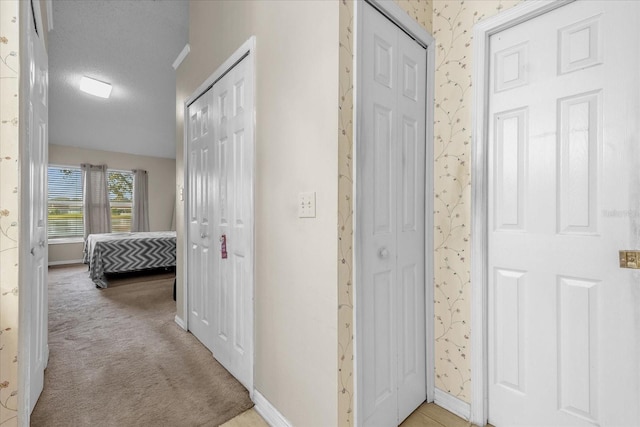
[79,76,112,99]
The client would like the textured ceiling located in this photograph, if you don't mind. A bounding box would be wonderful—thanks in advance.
[49,0,188,159]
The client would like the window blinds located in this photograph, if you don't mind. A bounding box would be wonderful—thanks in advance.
[48,167,135,238]
[48,166,83,239]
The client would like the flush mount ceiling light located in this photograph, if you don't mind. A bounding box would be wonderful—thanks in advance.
[79,76,112,99]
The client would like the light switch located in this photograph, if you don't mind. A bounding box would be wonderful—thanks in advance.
[298,192,316,218]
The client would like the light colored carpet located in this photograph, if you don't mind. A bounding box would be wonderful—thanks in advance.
[31,265,253,426]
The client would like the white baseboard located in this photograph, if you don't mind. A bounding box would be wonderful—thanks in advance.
[48,259,83,267]
[253,390,292,427]
[174,315,187,331]
[434,388,471,421]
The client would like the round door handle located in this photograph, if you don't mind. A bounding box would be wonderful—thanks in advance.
[30,247,35,256]
[201,233,208,239]
[39,240,45,248]
[379,248,389,259]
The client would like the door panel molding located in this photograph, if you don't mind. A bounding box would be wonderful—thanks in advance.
[354,1,435,425]
[470,1,576,425]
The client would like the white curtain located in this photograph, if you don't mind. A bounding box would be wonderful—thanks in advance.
[81,164,112,238]
[132,169,150,232]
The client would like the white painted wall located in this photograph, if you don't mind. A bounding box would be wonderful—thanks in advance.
[48,144,176,264]
[176,2,339,425]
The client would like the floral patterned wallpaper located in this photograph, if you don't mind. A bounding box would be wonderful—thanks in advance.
[0,0,20,425]
[337,1,355,425]
[396,0,433,33]
[432,0,520,402]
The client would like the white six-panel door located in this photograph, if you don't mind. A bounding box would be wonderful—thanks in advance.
[24,0,49,415]
[359,3,427,425]
[186,54,254,391]
[488,2,640,426]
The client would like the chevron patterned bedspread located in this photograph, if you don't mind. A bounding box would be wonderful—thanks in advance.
[83,231,177,288]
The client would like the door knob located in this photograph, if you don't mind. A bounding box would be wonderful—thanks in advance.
[379,248,389,259]
[30,247,35,256]
[201,232,208,239]
[39,240,45,248]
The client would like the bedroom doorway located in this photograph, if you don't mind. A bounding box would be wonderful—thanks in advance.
[184,38,255,392]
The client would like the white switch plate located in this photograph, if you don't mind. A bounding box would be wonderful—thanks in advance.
[298,192,316,218]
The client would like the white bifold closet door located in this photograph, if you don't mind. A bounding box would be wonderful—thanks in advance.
[187,55,254,390]
[359,2,427,426]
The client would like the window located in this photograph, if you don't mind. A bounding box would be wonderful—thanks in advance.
[48,166,83,240]
[108,170,133,233]
[47,166,135,240]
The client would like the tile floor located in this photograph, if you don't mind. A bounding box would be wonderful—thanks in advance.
[400,403,477,427]
[221,402,490,427]
[220,408,268,427]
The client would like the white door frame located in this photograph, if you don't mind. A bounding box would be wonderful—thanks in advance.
[353,1,435,425]
[181,36,256,395]
[469,1,575,425]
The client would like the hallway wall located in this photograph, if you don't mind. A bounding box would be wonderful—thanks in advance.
[176,2,339,426]
[0,1,21,424]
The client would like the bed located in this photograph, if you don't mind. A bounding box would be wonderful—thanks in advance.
[83,231,177,288]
